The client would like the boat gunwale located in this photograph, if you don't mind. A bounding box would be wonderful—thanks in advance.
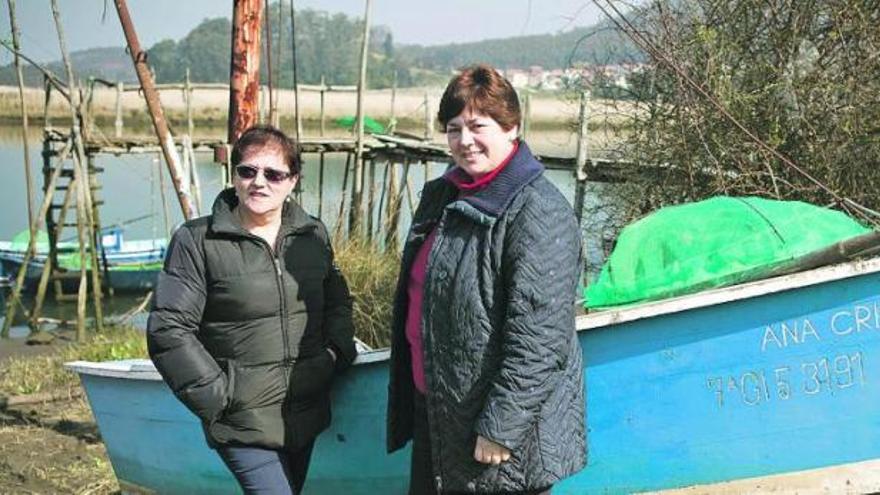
[65,255,880,379]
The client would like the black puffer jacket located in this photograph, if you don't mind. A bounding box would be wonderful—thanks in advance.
[147,188,356,450]
[387,142,587,493]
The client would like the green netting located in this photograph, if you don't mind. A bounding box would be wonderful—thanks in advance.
[334,115,386,134]
[585,196,872,309]
[10,229,49,253]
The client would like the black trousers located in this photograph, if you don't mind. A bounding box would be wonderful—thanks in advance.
[410,391,551,495]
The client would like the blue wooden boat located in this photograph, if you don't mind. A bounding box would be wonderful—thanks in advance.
[0,228,166,293]
[66,255,880,494]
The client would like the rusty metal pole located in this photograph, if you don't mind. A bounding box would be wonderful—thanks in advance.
[113,0,196,220]
[228,0,264,147]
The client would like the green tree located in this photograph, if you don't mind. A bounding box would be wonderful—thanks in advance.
[146,39,180,82]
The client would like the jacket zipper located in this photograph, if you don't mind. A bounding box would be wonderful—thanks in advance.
[254,235,292,369]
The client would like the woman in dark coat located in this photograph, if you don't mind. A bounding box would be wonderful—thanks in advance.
[147,125,356,494]
[387,65,587,494]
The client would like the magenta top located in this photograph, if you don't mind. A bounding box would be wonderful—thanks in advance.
[405,229,437,394]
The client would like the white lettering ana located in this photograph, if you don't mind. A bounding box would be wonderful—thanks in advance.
[801,319,821,342]
[781,321,801,346]
[762,325,783,351]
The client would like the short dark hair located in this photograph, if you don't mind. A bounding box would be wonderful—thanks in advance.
[437,64,521,132]
[231,125,301,175]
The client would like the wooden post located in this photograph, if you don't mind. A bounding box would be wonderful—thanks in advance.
[573,91,590,226]
[317,151,325,218]
[423,91,432,141]
[32,173,74,327]
[88,153,113,300]
[183,135,203,215]
[522,92,531,142]
[375,161,390,238]
[259,85,267,123]
[6,0,36,231]
[84,78,96,138]
[263,0,275,126]
[51,0,103,336]
[185,68,194,137]
[389,71,397,134]
[383,161,400,251]
[349,0,372,237]
[295,85,304,138]
[334,152,352,240]
[114,0,197,219]
[1,140,69,338]
[289,1,303,140]
[43,76,53,128]
[227,0,264,145]
[273,0,283,127]
[319,75,326,137]
[115,81,124,138]
[367,158,376,240]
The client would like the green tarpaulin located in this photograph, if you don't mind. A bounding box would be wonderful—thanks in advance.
[334,116,386,134]
[585,196,872,309]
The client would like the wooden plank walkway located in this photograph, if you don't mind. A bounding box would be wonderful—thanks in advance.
[43,126,648,179]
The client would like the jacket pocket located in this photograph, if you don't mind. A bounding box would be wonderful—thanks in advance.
[289,350,335,400]
[225,360,287,412]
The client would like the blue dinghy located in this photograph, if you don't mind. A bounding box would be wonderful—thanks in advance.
[67,249,880,494]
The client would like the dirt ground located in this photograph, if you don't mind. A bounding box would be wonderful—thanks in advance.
[0,396,117,494]
[0,338,118,495]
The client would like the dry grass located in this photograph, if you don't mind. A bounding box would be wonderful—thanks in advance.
[0,326,147,396]
[334,238,400,349]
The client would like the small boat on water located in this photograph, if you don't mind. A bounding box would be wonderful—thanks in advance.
[0,227,166,293]
[65,198,880,493]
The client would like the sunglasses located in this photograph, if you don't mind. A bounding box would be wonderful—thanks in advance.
[234,164,294,183]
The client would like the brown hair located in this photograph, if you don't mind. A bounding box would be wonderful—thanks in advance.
[437,64,521,132]
[231,125,302,175]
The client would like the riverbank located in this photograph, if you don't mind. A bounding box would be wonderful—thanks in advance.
[0,84,634,136]
[0,327,146,494]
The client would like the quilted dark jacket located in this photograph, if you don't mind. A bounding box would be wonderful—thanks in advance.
[387,142,587,493]
[147,188,356,450]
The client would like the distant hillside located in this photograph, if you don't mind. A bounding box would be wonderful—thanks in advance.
[397,25,643,71]
[0,5,641,89]
[0,46,135,87]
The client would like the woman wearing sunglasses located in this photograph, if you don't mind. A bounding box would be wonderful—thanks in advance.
[147,125,356,494]
[387,65,587,494]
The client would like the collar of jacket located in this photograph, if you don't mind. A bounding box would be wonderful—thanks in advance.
[444,140,544,224]
[208,187,318,237]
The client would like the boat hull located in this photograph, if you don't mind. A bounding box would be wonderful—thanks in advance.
[68,259,880,494]
[0,257,160,293]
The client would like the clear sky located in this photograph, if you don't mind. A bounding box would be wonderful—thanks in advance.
[0,0,604,63]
